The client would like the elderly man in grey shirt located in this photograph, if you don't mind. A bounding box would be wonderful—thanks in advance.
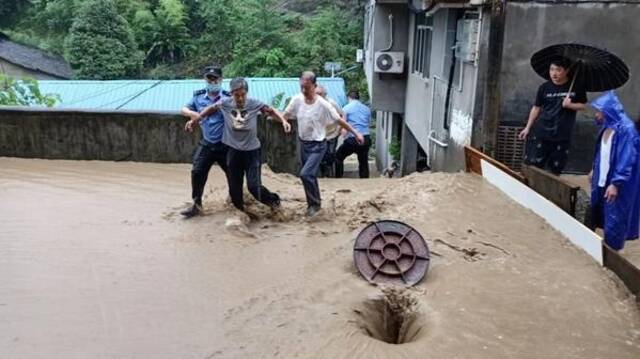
[197,77,291,212]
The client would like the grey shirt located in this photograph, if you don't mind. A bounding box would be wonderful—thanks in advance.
[219,97,268,151]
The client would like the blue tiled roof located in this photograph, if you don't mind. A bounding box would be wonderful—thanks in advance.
[37,78,348,112]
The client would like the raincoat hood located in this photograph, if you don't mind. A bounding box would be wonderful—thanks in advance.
[591,91,627,128]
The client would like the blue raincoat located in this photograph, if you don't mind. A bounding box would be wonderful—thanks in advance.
[590,91,640,250]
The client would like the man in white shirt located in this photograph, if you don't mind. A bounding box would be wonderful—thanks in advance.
[284,71,364,217]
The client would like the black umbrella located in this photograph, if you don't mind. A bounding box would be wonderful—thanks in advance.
[530,43,629,92]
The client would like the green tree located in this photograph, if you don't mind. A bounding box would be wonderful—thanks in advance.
[133,0,190,66]
[0,0,30,27]
[224,0,300,77]
[133,9,159,54]
[18,0,81,54]
[194,0,240,71]
[64,0,142,79]
[293,6,367,98]
[0,75,60,107]
[113,0,149,24]
[151,0,190,64]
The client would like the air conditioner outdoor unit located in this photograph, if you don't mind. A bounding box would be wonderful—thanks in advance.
[374,51,405,74]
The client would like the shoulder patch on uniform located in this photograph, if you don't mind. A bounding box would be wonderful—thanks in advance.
[221,90,231,97]
[193,89,206,96]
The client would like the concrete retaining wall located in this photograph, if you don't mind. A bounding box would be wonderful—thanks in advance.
[0,107,299,174]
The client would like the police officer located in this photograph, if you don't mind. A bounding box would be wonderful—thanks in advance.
[181,65,230,218]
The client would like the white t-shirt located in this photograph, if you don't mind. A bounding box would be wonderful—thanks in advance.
[284,94,341,141]
[325,98,344,140]
[598,129,615,188]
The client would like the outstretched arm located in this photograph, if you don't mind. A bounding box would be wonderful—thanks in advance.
[336,117,364,144]
[181,106,200,120]
[182,106,202,132]
[518,106,541,140]
[262,106,291,133]
[200,103,221,118]
[562,97,586,111]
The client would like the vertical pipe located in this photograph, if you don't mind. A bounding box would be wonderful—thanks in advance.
[480,0,506,156]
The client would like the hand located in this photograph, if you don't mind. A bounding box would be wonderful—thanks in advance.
[282,121,291,133]
[355,133,365,145]
[518,127,530,141]
[562,97,572,109]
[185,119,198,132]
[604,184,618,203]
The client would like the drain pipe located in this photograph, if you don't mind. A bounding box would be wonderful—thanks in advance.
[443,44,457,131]
[380,14,395,52]
[480,0,506,156]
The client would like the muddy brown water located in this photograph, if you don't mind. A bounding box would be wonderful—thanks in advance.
[1,158,639,358]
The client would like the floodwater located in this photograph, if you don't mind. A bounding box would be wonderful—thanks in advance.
[1,158,639,359]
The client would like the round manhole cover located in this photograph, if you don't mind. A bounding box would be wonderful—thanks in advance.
[353,220,430,286]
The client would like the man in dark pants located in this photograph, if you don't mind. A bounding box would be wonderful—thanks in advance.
[518,57,587,175]
[197,77,291,212]
[335,90,372,178]
[283,72,364,217]
[181,66,229,218]
[315,85,344,177]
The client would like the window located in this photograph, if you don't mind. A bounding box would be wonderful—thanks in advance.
[412,14,433,79]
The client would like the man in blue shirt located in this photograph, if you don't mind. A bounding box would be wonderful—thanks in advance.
[336,90,372,178]
[180,65,229,218]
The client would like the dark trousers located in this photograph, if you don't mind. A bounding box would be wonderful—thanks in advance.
[524,136,570,175]
[335,135,372,178]
[226,147,279,211]
[191,140,228,206]
[299,140,327,208]
[319,137,338,177]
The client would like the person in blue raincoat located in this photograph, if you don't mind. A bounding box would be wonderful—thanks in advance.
[589,91,640,250]
[630,117,640,242]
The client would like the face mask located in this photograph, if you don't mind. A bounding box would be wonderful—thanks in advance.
[206,83,221,93]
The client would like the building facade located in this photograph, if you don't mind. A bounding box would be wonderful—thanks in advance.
[364,0,640,175]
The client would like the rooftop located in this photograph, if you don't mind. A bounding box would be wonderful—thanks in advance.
[36,78,348,112]
[0,35,73,79]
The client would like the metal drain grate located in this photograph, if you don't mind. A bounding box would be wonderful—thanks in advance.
[497,124,526,171]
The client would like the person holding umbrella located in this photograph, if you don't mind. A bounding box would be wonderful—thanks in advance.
[588,91,639,251]
[519,44,630,175]
[518,56,587,175]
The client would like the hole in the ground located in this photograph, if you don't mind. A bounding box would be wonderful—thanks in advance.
[354,287,425,344]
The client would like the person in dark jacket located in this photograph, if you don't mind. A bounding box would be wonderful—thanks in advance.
[519,57,587,175]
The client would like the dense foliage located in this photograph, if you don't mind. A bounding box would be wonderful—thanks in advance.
[3,0,367,95]
[0,75,60,106]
